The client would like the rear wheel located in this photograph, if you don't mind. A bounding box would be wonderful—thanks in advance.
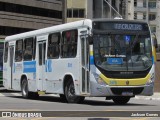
[112,97,130,105]
[31,92,39,99]
[65,80,84,103]
[21,78,31,98]
[59,94,67,101]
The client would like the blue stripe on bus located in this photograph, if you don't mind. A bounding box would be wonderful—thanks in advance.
[90,56,94,65]
[45,59,52,72]
[23,61,36,73]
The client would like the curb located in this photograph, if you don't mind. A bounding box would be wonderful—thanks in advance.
[134,93,160,100]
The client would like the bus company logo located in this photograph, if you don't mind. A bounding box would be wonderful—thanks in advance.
[2,112,11,117]
[126,80,129,85]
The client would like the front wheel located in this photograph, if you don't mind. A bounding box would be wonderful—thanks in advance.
[65,80,84,103]
[112,97,130,105]
[59,94,67,101]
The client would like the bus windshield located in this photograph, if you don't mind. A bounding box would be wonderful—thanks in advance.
[93,34,152,71]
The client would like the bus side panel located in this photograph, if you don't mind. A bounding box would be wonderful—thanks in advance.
[12,62,23,90]
[3,43,14,89]
[45,59,63,93]
[45,58,80,94]
[3,62,10,89]
[23,61,37,92]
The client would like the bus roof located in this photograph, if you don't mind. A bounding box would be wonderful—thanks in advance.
[92,18,148,24]
[5,19,148,42]
[5,19,92,42]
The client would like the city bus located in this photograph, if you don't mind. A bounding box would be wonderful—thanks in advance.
[3,19,155,104]
[0,40,4,86]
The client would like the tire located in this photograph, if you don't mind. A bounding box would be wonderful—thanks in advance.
[65,80,85,103]
[59,94,67,101]
[21,78,39,99]
[31,92,39,99]
[112,97,130,105]
[21,78,31,98]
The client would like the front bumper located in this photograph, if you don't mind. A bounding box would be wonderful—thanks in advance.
[90,81,154,97]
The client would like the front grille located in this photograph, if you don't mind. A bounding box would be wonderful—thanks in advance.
[111,87,144,95]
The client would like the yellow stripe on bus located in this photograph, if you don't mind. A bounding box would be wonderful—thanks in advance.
[153,47,157,62]
[100,73,150,86]
[90,51,93,56]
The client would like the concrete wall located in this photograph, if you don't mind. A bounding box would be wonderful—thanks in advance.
[93,0,103,18]
[126,0,134,20]
[0,0,64,38]
[137,0,144,7]
[0,0,62,10]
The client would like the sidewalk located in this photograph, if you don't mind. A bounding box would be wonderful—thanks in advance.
[134,92,160,100]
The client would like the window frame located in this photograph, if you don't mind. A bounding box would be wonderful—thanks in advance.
[149,13,156,21]
[47,32,60,59]
[61,29,78,58]
[23,37,34,61]
[67,8,85,18]
[15,39,23,62]
[4,42,9,63]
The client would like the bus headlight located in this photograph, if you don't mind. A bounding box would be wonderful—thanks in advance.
[146,73,154,85]
[93,73,107,86]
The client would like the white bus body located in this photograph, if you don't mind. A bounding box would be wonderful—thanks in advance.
[3,19,155,104]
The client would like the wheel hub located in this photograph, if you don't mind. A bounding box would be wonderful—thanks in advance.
[69,85,75,96]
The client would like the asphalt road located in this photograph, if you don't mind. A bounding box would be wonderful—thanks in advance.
[0,87,160,120]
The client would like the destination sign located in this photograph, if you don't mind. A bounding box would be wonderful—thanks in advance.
[114,24,142,30]
[93,21,149,31]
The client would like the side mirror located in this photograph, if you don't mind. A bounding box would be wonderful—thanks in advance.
[151,33,158,61]
[88,35,93,45]
[154,38,158,48]
[152,33,158,48]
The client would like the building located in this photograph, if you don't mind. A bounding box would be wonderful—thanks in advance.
[134,0,160,45]
[66,0,129,22]
[88,0,134,19]
[134,0,157,33]
[66,0,86,23]
[156,0,160,46]
[0,0,66,39]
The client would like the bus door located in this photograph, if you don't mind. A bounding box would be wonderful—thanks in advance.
[9,46,14,89]
[80,35,90,94]
[37,41,46,91]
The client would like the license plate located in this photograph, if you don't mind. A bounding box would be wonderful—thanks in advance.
[122,91,133,96]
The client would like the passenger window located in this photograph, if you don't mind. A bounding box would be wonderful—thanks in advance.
[48,33,60,59]
[15,40,23,62]
[62,30,78,58]
[4,42,8,63]
[24,37,34,61]
[33,38,36,60]
[39,44,42,65]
